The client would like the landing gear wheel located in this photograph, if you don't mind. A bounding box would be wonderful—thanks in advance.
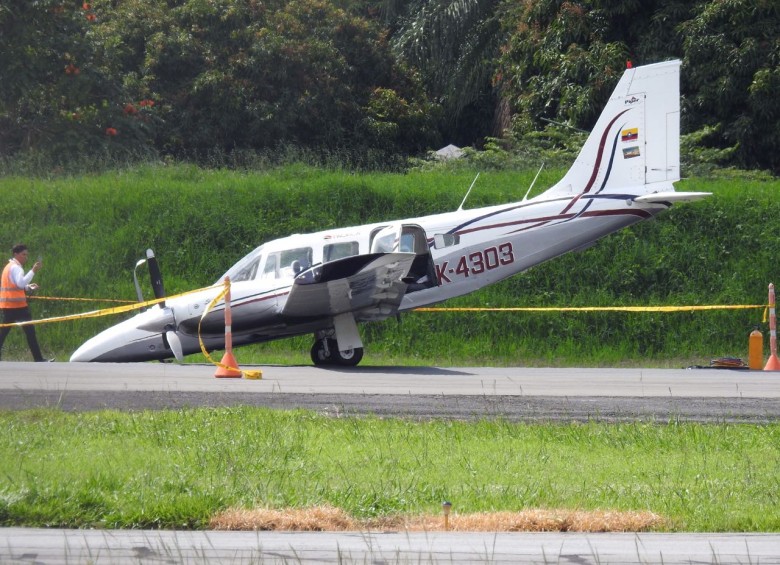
[310,339,332,366]
[310,338,364,367]
[332,345,363,367]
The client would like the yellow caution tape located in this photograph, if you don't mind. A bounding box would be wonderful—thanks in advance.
[4,281,261,376]
[2,279,765,373]
[29,296,136,304]
[415,305,766,313]
[197,280,262,380]
[0,285,218,328]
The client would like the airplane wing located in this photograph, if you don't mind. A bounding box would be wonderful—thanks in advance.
[280,252,416,321]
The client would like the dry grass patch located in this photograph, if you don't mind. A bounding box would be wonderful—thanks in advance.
[210,506,666,532]
[210,506,357,531]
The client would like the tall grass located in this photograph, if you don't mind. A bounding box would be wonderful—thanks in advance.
[0,164,776,364]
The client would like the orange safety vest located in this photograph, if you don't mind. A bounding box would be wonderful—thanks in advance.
[0,261,27,309]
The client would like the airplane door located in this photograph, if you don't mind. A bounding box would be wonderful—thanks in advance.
[370,223,438,293]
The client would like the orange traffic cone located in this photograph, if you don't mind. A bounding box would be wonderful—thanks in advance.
[215,350,242,378]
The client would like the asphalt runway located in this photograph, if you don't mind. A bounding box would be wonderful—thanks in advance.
[1,361,779,422]
[2,361,779,564]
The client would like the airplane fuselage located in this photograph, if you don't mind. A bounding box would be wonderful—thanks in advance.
[70,183,671,363]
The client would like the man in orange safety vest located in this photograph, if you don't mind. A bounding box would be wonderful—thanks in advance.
[0,244,52,361]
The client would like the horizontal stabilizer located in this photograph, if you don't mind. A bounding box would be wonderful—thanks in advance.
[633,191,711,203]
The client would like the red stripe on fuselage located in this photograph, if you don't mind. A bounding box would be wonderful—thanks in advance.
[559,109,632,216]
[582,109,631,195]
[454,205,652,238]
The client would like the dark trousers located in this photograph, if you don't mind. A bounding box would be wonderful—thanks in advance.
[0,307,44,361]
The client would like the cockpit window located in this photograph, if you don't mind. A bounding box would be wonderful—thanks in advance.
[220,247,264,283]
[231,256,261,282]
[260,254,277,279]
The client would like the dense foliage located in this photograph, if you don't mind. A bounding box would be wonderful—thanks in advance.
[0,0,441,165]
[494,0,779,173]
[1,0,778,172]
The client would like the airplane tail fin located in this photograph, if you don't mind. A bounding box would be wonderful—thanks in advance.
[542,60,681,199]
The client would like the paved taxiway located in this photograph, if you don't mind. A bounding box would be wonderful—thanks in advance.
[2,528,780,564]
[1,362,778,564]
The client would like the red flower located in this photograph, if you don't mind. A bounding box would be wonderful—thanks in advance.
[123,103,137,115]
[82,2,90,9]
[139,99,155,108]
[86,13,96,21]
[64,64,80,75]
[105,127,118,136]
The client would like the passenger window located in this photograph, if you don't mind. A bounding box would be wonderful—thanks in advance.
[278,247,312,278]
[433,233,460,249]
[400,233,415,253]
[373,233,397,253]
[324,242,359,262]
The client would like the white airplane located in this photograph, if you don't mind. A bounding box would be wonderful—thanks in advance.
[70,59,709,365]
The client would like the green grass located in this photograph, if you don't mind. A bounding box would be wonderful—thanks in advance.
[1,408,778,531]
[0,163,777,365]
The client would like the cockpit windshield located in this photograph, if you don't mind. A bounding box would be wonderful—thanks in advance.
[219,246,264,283]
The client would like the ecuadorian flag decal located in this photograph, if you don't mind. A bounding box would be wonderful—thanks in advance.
[621,127,638,142]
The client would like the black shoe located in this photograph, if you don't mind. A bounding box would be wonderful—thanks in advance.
[35,358,55,362]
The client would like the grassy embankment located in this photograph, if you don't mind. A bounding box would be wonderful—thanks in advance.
[1,408,778,531]
[0,164,777,366]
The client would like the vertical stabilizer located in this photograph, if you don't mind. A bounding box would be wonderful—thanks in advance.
[542,60,680,198]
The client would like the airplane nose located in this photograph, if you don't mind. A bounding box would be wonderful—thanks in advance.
[69,324,168,362]
[70,308,175,362]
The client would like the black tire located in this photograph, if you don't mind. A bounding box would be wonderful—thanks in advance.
[310,338,364,366]
[310,339,331,366]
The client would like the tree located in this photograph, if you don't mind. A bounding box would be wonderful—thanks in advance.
[384,0,505,144]
[495,0,695,137]
[681,0,780,172]
[88,0,439,158]
[0,1,150,163]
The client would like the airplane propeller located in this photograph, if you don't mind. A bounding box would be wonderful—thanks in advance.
[133,249,166,307]
[138,249,183,362]
[132,258,148,304]
[146,249,166,306]
[165,329,184,362]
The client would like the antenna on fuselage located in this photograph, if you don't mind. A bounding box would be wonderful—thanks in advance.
[457,173,480,211]
[523,162,545,202]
